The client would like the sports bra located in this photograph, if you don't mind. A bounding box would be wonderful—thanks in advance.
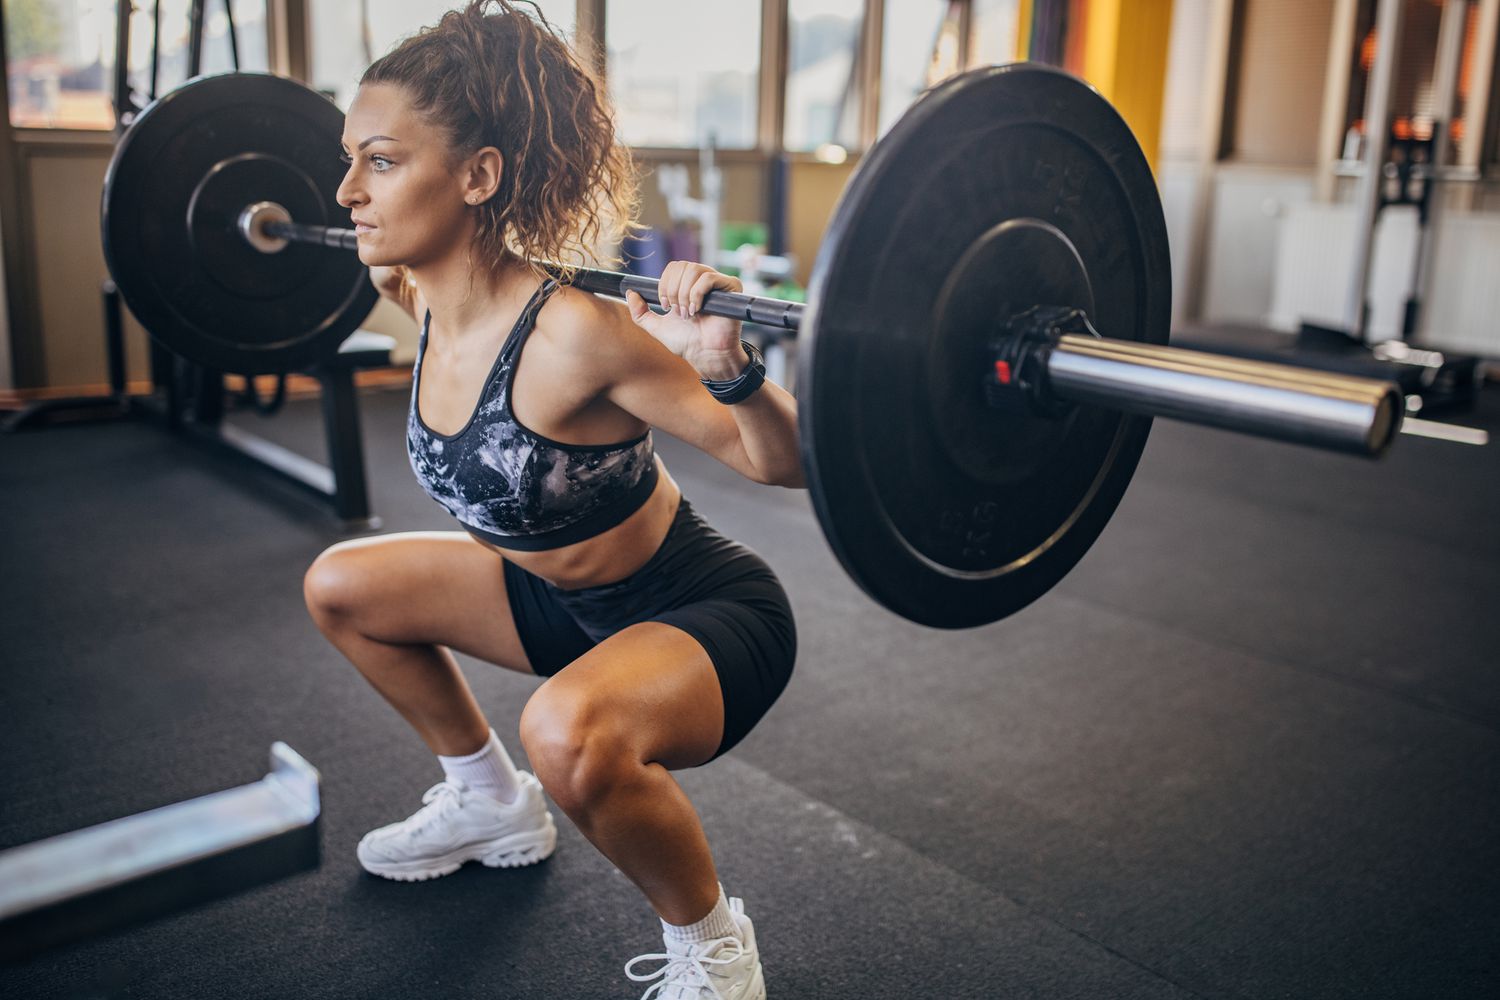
[405,279,659,551]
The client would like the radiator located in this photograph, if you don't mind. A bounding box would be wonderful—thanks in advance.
[1269,202,1500,357]
[1418,213,1500,357]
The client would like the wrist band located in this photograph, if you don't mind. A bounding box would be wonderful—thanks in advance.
[700,340,767,405]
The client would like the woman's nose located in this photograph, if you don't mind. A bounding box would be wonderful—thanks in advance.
[336,169,362,209]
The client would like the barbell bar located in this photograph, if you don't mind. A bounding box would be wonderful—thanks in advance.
[244,209,1402,458]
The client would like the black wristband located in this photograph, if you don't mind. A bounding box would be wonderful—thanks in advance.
[700,341,767,405]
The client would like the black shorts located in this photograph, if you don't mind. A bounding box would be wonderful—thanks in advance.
[502,498,796,762]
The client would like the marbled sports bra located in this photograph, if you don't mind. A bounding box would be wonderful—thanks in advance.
[406,279,659,551]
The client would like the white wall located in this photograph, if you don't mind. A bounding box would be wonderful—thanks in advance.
[1200,166,1318,326]
[1420,211,1500,355]
[1266,199,1500,357]
[1156,0,1222,329]
[1158,162,1203,328]
[1267,203,1419,338]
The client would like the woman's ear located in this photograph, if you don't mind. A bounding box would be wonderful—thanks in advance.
[464,146,504,205]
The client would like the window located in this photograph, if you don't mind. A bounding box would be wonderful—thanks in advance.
[6,0,115,128]
[968,0,1021,68]
[783,0,863,153]
[142,1,269,95]
[1341,0,1482,166]
[6,0,267,129]
[311,0,577,109]
[878,0,964,137]
[606,0,761,148]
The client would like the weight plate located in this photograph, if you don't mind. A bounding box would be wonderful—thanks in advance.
[102,73,377,374]
[799,64,1172,629]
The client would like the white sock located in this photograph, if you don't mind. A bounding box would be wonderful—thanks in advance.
[437,728,522,804]
[662,885,740,945]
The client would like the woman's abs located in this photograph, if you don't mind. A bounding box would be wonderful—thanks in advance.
[475,463,682,590]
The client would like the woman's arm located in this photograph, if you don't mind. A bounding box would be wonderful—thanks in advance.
[540,266,805,488]
[634,262,804,488]
[684,349,804,488]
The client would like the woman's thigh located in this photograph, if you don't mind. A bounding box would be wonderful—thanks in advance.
[305,530,536,674]
[522,622,726,771]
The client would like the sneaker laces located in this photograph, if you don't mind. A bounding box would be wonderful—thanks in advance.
[624,935,748,1000]
[397,778,467,839]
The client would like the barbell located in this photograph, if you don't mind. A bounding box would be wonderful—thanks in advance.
[102,69,1408,628]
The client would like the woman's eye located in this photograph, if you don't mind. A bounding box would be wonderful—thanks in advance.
[337,152,391,172]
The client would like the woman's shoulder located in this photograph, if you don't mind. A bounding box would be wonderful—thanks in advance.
[534,280,643,362]
[540,280,616,327]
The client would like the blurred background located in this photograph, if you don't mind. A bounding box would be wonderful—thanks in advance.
[3,0,1498,396]
[3,6,1498,997]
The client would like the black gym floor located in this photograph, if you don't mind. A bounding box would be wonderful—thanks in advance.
[2,382,1497,999]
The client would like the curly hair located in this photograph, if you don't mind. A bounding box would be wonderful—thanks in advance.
[361,0,637,283]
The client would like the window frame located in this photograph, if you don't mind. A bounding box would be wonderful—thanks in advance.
[1477,0,1500,174]
[1323,0,1500,180]
[597,0,773,156]
[0,0,992,386]
[4,0,279,136]
[0,1,995,156]
[599,0,987,161]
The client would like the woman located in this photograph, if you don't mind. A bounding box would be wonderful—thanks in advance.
[300,2,800,998]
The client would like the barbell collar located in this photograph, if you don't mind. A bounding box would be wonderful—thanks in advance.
[1042,334,1403,458]
[238,201,292,253]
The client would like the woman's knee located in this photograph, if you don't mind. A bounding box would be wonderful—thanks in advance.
[519,684,636,814]
[302,541,370,629]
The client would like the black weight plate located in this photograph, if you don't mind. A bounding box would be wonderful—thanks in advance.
[102,73,376,374]
[799,64,1172,629]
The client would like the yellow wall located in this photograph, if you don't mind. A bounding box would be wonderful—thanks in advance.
[27,150,152,387]
[1082,0,1175,173]
[787,160,858,288]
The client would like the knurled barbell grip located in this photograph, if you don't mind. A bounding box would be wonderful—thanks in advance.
[263,219,360,252]
[574,269,806,331]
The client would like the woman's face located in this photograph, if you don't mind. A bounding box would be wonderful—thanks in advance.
[336,83,492,269]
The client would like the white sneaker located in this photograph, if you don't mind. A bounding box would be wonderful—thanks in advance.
[356,773,556,881]
[624,897,767,1000]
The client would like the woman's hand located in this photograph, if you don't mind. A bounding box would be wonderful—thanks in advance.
[368,265,417,320]
[368,265,404,296]
[625,260,747,381]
